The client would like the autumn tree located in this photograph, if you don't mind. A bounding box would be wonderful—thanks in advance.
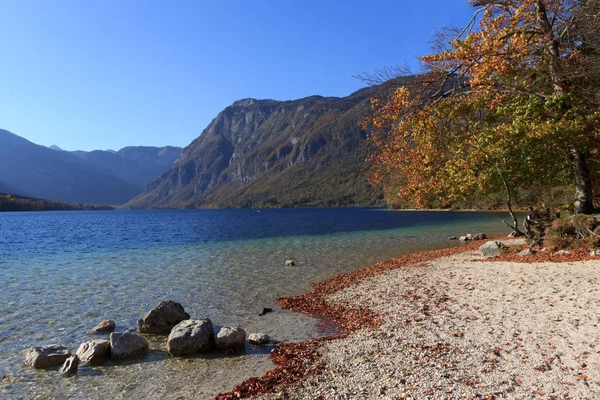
[363,0,600,219]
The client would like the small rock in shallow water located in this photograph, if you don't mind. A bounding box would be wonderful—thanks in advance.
[448,236,457,240]
[87,319,115,334]
[76,340,110,364]
[285,260,296,266]
[25,345,71,369]
[167,319,214,356]
[59,355,79,375]
[259,307,273,316]
[248,333,270,345]
[472,233,487,241]
[137,300,190,334]
[109,332,149,360]
[216,327,246,351]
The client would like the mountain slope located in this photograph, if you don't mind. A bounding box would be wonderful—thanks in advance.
[0,129,141,205]
[72,146,182,191]
[127,84,390,209]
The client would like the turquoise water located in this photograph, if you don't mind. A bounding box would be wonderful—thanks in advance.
[0,208,511,399]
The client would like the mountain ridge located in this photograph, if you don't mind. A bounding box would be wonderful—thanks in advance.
[0,129,181,205]
[127,83,395,209]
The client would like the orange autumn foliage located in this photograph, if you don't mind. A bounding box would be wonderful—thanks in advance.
[363,0,600,213]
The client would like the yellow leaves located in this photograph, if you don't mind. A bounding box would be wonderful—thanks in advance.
[364,0,595,207]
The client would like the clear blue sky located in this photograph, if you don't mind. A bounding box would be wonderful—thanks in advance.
[0,0,475,151]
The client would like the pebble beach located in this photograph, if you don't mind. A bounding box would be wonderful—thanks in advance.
[219,239,600,399]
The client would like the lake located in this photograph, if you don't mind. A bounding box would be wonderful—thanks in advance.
[0,208,512,399]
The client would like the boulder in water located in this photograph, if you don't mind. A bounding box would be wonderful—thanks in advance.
[285,260,296,266]
[216,326,246,351]
[137,300,190,334]
[59,355,79,375]
[109,332,149,361]
[167,319,214,356]
[76,340,111,365]
[248,333,270,345]
[25,345,71,369]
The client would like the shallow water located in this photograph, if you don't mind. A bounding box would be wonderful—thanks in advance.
[0,208,512,399]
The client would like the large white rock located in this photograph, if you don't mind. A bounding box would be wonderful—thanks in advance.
[76,340,111,364]
[216,326,246,351]
[109,332,149,360]
[25,345,71,369]
[478,241,504,258]
[167,319,214,356]
[137,300,190,334]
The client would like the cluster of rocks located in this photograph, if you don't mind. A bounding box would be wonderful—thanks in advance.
[24,300,271,376]
[448,233,487,241]
[477,240,585,258]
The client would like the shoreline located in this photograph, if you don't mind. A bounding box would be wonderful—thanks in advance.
[215,240,491,399]
[216,238,600,399]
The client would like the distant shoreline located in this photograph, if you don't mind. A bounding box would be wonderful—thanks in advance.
[0,193,113,212]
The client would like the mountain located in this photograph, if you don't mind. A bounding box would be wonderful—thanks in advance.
[71,146,182,191]
[0,129,142,205]
[127,84,392,209]
[0,129,182,205]
[0,181,28,197]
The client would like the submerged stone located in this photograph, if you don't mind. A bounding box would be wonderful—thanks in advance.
[87,319,116,334]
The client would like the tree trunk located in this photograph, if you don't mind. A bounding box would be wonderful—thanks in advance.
[569,147,594,214]
[497,167,523,235]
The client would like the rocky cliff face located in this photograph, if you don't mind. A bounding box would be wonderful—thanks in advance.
[127,85,388,208]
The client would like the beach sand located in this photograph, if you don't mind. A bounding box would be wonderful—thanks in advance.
[219,239,600,399]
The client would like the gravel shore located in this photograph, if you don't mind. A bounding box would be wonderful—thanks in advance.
[234,239,600,399]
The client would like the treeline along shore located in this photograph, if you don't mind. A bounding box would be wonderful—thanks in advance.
[0,193,114,212]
